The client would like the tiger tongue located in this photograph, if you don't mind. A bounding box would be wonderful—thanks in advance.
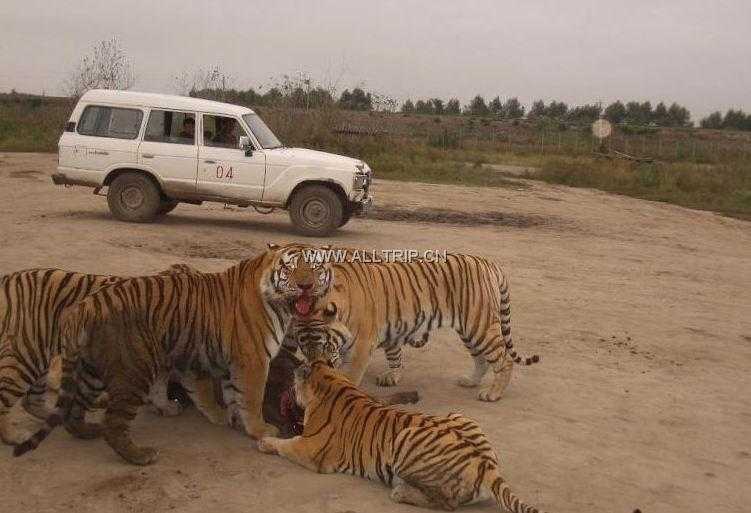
[294,296,313,316]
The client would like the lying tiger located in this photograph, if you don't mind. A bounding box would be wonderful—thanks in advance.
[312,251,541,402]
[259,361,547,513]
[13,243,334,463]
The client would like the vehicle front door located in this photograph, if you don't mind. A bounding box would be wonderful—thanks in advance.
[197,114,265,202]
[139,109,199,197]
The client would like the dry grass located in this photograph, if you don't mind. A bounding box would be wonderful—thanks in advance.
[536,157,751,219]
[2,97,750,219]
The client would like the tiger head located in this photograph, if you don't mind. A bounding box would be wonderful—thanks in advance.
[292,360,344,410]
[261,243,333,317]
[287,303,351,369]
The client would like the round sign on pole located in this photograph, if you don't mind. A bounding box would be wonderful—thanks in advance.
[592,118,612,139]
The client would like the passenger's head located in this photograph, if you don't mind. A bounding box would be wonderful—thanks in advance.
[183,117,195,135]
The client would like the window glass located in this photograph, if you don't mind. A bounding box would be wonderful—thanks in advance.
[77,106,143,139]
[144,110,195,145]
[202,115,246,149]
[242,113,282,149]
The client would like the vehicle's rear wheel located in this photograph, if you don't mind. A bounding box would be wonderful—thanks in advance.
[107,172,162,223]
[288,185,344,237]
[157,200,179,216]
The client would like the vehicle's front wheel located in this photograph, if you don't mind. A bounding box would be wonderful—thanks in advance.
[107,172,162,223]
[288,185,344,237]
[157,200,179,216]
[338,208,353,228]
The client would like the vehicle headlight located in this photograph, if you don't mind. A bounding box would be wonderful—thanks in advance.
[353,173,369,190]
[353,161,371,190]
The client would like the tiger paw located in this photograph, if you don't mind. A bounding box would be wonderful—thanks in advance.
[121,446,160,466]
[1,410,43,445]
[456,376,481,388]
[376,369,402,387]
[152,400,183,417]
[477,386,503,402]
[248,421,280,440]
[257,437,280,455]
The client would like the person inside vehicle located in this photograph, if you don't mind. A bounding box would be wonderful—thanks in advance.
[212,118,239,148]
[179,116,195,140]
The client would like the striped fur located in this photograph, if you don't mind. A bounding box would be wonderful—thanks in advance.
[0,266,198,445]
[323,253,540,402]
[12,244,332,464]
[286,303,353,369]
[258,362,546,512]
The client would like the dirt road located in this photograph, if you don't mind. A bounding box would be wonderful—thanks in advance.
[1,153,749,513]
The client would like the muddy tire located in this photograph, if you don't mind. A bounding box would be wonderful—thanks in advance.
[107,173,162,223]
[288,185,344,237]
[157,200,179,216]
[338,208,353,228]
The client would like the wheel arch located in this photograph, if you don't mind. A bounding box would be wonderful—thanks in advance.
[285,180,348,209]
[103,168,166,197]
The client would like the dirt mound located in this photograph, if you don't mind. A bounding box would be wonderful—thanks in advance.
[370,205,549,228]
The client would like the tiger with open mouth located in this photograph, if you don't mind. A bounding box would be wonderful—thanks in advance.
[12,243,333,464]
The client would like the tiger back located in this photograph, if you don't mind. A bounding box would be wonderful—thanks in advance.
[0,265,202,446]
[324,252,541,402]
[258,362,547,513]
[13,243,333,464]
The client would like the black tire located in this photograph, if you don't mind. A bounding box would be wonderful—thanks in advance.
[107,172,162,223]
[338,208,353,228]
[288,185,344,237]
[157,200,179,216]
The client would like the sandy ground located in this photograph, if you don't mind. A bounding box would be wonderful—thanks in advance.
[0,152,749,513]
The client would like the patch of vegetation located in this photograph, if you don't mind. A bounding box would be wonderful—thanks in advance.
[536,157,751,220]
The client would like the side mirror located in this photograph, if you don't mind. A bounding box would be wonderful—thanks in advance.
[239,135,253,156]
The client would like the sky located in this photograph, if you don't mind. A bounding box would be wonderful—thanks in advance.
[1,0,749,120]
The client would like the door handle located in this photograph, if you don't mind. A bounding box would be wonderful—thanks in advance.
[94,150,109,156]
[204,160,216,164]
[142,154,154,159]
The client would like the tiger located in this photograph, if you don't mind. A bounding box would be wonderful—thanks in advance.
[258,361,547,513]
[12,243,333,464]
[249,303,418,437]
[0,264,201,446]
[298,251,541,402]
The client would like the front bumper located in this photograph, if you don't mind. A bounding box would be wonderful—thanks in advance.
[353,194,373,214]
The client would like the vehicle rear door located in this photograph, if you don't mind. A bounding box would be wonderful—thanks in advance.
[68,105,143,172]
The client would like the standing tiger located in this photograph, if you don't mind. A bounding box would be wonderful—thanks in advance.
[259,361,547,513]
[13,243,333,464]
[0,265,199,446]
[312,252,540,402]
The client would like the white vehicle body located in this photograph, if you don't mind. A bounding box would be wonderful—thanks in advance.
[54,90,372,235]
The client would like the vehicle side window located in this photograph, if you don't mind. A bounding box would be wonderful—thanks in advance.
[77,106,143,139]
[202,115,246,149]
[144,110,195,145]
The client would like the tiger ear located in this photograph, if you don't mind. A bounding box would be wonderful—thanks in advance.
[267,242,280,250]
[323,302,337,319]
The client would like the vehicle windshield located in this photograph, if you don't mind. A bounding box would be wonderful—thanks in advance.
[242,113,282,149]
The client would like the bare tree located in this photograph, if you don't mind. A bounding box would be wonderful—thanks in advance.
[171,65,235,97]
[65,37,135,97]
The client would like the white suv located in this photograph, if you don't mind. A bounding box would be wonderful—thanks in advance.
[53,89,373,236]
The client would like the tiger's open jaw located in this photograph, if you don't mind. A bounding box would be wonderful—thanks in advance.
[293,294,314,316]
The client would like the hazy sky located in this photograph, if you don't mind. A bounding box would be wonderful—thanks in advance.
[1,0,749,119]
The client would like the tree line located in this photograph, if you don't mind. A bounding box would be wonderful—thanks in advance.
[61,38,750,132]
[401,95,693,127]
[700,109,751,131]
[189,85,382,111]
